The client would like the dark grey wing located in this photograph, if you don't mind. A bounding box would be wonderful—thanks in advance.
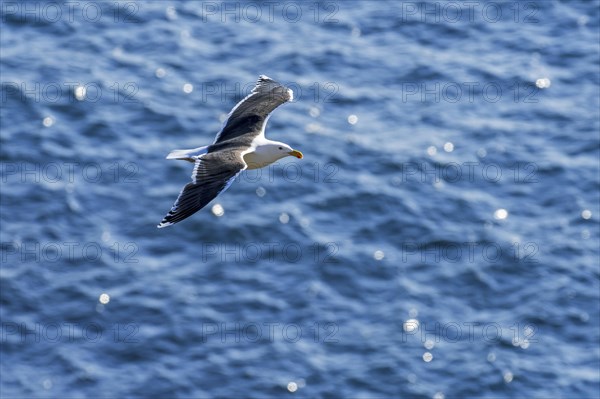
[157,150,247,228]
[213,75,293,144]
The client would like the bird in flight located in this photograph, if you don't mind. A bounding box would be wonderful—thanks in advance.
[158,75,303,228]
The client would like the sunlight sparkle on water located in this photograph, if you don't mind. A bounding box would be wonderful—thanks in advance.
[43,116,54,127]
[74,85,86,101]
[287,382,298,392]
[305,123,321,133]
[503,371,514,383]
[256,187,266,197]
[155,68,166,78]
[433,392,445,399]
[183,83,194,94]
[99,293,110,304]
[279,213,290,224]
[427,146,437,156]
[581,209,592,219]
[494,208,508,220]
[535,78,551,89]
[211,204,224,217]
[309,107,320,117]
[443,142,454,152]
[423,352,433,362]
[374,250,384,260]
[347,114,358,125]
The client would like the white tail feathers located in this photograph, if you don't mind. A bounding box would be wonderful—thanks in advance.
[166,146,209,161]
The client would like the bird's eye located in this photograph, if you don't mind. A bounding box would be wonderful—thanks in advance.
[278,147,283,150]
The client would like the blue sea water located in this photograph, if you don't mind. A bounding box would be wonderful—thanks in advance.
[1,1,599,398]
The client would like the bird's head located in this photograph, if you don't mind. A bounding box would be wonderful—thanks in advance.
[268,142,303,160]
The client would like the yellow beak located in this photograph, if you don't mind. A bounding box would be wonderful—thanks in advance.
[288,150,303,159]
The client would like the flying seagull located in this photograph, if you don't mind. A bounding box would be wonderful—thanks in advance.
[157,75,303,228]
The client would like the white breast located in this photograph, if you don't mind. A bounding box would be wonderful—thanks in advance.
[243,149,279,170]
[242,137,284,170]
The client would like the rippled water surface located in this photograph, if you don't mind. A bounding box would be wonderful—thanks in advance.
[1,1,599,398]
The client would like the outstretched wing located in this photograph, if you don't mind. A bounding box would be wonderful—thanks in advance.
[157,150,247,228]
[213,75,293,144]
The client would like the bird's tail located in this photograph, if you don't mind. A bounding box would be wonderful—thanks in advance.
[166,146,209,162]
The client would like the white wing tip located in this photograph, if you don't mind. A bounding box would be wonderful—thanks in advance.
[157,221,173,228]
[256,74,292,101]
